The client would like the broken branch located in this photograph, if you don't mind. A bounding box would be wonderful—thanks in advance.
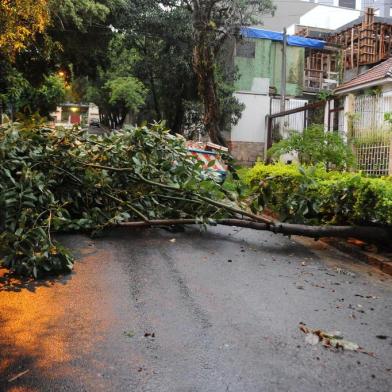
[118,219,391,244]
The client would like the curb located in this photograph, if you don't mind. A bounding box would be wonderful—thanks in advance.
[320,238,392,276]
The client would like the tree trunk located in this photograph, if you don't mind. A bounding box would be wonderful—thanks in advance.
[193,42,226,146]
[118,219,392,246]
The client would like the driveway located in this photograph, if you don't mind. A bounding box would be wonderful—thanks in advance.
[0,227,391,392]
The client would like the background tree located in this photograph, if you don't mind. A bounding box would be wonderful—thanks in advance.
[186,0,275,145]
[85,36,147,128]
[0,66,66,119]
[0,0,50,59]
[0,0,120,120]
[114,2,199,132]
[1,0,273,136]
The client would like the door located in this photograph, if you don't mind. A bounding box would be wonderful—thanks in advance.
[70,113,80,124]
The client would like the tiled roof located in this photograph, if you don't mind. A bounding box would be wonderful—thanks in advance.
[335,58,392,93]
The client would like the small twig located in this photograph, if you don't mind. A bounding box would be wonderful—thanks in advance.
[48,210,52,244]
[8,369,30,383]
[104,192,150,223]
[196,195,274,225]
[157,194,203,205]
[53,165,83,184]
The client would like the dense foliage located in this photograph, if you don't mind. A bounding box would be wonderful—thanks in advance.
[0,0,49,59]
[245,163,392,227]
[84,36,147,128]
[268,124,355,170]
[0,121,240,277]
[0,0,116,120]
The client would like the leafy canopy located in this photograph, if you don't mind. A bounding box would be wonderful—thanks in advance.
[106,77,147,112]
[85,36,147,128]
[0,0,50,59]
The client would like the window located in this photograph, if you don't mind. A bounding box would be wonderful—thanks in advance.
[339,0,356,8]
[236,41,256,58]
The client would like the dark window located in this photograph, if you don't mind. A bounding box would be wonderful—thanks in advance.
[339,0,356,8]
[236,41,256,58]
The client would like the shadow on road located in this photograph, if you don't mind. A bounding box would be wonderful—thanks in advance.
[0,268,73,293]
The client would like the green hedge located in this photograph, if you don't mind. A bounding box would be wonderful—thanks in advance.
[245,163,392,227]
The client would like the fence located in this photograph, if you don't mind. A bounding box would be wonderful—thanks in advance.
[265,95,392,177]
[350,95,392,177]
[266,100,326,149]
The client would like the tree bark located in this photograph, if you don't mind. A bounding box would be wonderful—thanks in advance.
[192,0,226,147]
[118,219,392,246]
[193,43,226,146]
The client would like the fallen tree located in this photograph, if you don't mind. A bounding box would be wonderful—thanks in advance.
[118,219,391,245]
[0,121,390,277]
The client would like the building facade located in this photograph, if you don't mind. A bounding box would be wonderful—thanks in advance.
[52,103,99,128]
[228,29,324,164]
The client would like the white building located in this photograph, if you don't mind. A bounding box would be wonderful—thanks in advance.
[287,4,361,34]
[52,103,99,128]
[302,0,392,16]
[260,0,391,33]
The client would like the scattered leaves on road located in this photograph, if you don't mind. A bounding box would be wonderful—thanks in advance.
[299,323,374,355]
[123,330,135,338]
[335,267,356,278]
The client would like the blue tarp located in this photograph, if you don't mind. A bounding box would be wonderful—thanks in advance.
[240,27,326,49]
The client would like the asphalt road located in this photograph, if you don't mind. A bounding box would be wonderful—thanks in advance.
[0,227,391,392]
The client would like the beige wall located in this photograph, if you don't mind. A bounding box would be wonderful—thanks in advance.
[229,141,265,166]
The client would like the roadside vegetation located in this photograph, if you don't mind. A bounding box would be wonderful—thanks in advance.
[245,163,392,227]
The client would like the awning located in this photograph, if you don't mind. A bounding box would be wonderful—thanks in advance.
[240,27,326,49]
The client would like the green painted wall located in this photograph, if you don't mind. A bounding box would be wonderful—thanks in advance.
[234,38,304,97]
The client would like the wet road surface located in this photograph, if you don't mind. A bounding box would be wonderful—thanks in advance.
[0,227,391,392]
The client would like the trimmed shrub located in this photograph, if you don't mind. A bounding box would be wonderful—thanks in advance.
[245,163,392,227]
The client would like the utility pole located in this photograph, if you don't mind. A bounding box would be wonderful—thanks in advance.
[280,27,287,113]
[280,27,287,137]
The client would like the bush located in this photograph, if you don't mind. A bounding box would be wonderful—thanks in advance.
[268,124,354,170]
[245,163,392,227]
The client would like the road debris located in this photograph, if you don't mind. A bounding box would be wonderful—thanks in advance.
[123,330,135,338]
[299,323,373,355]
[335,267,356,278]
[8,369,30,383]
[355,294,378,299]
